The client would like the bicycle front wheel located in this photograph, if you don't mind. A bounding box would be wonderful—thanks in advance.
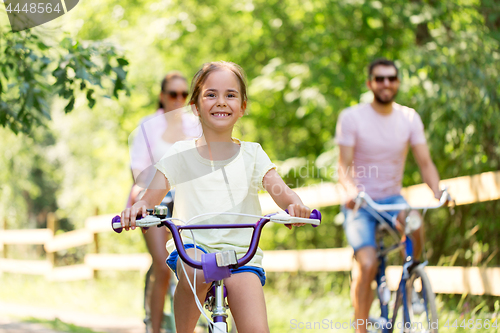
[405,265,438,333]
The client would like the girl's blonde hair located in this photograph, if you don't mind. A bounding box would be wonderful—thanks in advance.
[189,61,248,109]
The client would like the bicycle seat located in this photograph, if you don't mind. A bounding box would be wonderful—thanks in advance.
[375,220,401,246]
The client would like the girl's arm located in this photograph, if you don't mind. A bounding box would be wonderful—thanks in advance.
[262,169,310,223]
[121,170,170,231]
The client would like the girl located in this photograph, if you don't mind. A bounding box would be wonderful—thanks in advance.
[121,61,310,333]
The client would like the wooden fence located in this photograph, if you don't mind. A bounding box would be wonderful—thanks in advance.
[1,171,499,295]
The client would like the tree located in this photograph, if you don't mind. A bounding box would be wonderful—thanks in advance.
[0,24,129,134]
[1,0,498,267]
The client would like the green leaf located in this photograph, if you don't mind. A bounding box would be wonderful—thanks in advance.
[104,64,112,75]
[64,96,75,114]
[37,42,49,51]
[86,89,96,109]
[116,58,129,66]
[75,67,88,80]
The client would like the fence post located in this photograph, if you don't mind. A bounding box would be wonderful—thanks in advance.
[0,218,5,278]
[46,212,58,267]
[93,207,100,279]
[2,218,7,259]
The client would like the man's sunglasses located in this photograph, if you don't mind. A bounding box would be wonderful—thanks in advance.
[373,75,398,83]
[166,91,189,99]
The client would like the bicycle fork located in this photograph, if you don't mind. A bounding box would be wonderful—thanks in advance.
[207,280,229,333]
[376,236,415,333]
[391,237,415,333]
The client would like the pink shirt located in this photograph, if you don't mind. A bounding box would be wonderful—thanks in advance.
[129,109,202,178]
[335,103,427,199]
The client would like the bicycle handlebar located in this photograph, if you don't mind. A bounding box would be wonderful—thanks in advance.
[355,188,451,212]
[111,210,321,270]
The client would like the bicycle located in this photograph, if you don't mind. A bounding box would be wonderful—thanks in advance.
[143,265,176,333]
[346,189,451,333]
[112,207,322,333]
[143,191,177,333]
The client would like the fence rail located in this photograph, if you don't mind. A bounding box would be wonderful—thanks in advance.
[1,171,499,295]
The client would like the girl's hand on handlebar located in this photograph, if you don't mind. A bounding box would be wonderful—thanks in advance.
[121,201,148,231]
[285,203,311,229]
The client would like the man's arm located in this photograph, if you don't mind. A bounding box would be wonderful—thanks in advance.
[338,145,358,208]
[411,143,441,199]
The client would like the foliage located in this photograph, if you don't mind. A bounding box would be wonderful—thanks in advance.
[0,13,131,228]
[0,23,129,134]
[0,0,499,268]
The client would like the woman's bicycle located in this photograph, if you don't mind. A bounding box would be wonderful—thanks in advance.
[112,207,321,333]
[347,189,451,333]
[142,191,177,333]
[143,265,176,333]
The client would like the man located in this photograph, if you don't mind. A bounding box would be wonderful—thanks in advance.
[335,58,441,333]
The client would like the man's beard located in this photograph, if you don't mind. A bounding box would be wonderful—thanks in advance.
[373,90,398,105]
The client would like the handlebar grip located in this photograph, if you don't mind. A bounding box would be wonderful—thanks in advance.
[283,209,322,227]
[112,215,122,233]
[310,209,322,227]
[111,215,147,233]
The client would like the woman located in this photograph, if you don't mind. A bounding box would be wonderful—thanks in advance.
[127,71,201,333]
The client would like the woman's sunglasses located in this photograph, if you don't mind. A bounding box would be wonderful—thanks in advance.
[166,91,189,99]
[373,75,398,83]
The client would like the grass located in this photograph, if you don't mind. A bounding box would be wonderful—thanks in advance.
[24,317,102,333]
[1,272,499,332]
[0,271,145,318]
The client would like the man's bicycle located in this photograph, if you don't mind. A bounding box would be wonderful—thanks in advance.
[112,207,321,333]
[347,189,451,333]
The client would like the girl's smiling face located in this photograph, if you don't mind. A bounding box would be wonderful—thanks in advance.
[195,69,246,134]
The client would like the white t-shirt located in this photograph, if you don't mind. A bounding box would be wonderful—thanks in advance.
[155,138,276,267]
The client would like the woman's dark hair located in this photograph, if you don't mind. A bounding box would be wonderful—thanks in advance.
[158,71,187,109]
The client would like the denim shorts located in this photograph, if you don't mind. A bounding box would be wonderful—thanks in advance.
[166,244,266,286]
[342,194,407,253]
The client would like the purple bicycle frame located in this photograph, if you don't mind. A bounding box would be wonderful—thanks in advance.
[155,209,320,270]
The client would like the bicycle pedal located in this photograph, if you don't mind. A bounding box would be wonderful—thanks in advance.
[144,318,152,333]
[411,290,425,315]
[412,302,425,315]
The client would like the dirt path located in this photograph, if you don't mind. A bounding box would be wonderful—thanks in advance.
[0,301,144,333]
